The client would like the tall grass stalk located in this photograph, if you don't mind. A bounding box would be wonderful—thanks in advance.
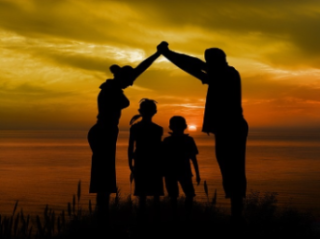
[0,183,319,239]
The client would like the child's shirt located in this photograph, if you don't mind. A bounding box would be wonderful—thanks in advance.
[162,133,198,178]
[130,121,163,172]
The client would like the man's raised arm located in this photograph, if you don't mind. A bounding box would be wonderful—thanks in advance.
[157,41,208,84]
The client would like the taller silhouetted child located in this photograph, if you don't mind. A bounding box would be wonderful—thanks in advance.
[128,98,164,215]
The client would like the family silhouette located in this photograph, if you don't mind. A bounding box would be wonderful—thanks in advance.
[87,41,248,221]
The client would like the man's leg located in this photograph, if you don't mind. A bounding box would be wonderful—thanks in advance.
[215,123,248,218]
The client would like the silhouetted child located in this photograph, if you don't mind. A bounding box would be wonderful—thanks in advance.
[162,116,201,215]
[128,98,164,215]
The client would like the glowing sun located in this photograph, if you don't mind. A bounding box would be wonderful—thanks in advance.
[188,125,197,131]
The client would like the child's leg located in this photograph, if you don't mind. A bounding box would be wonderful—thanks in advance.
[153,195,160,208]
[152,195,161,219]
[165,176,179,217]
[138,195,147,214]
[185,196,193,212]
[165,176,179,214]
[179,177,195,213]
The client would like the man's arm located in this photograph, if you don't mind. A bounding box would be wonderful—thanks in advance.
[158,41,209,84]
[132,51,161,81]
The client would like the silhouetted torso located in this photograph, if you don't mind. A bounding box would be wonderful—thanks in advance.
[130,121,164,196]
[97,79,129,126]
[202,66,244,134]
[162,133,198,178]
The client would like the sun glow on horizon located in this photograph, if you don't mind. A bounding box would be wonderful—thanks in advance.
[188,125,197,131]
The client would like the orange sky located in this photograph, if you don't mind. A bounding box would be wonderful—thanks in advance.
[1,0,320,131]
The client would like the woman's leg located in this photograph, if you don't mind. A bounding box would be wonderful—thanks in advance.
[96,192,110,222]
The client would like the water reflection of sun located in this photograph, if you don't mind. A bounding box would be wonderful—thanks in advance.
[188,125,197,131]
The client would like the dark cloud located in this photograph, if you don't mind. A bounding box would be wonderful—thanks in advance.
[1,0,319,68]
[127,0,320,67]
[0,82,76,100]
[242,73,320,104]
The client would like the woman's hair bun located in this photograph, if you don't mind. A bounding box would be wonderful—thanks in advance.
[109,64,121,74]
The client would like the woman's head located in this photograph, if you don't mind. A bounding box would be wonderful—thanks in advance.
[110,64,135,89]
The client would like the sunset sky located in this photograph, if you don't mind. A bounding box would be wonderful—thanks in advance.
[1,0,320,131]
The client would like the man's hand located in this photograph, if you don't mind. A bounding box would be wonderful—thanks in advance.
[157,41,169,53]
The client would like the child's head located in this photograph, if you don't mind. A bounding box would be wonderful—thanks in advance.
[138,98,157,117]
[169,116,187,133]
[130,98,157,125]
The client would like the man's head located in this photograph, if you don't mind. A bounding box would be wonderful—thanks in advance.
[204,48,227,66]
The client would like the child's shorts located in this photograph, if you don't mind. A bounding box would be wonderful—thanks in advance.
[165,176,195,198]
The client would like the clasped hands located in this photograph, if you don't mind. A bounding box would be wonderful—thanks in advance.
[157,41,169,53]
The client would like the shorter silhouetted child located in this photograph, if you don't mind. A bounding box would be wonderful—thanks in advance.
[162,116,201,215]
[128,98,164,215]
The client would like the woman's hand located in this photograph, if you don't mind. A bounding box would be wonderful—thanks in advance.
[157,41,169,53]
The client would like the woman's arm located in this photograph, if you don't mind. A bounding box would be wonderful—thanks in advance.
[132,51,161,81]
[158,42,209,84]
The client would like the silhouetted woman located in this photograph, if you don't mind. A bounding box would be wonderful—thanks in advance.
[157,42,248,220]
[88,50,160,216]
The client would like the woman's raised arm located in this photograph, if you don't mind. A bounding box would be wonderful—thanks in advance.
[132,51,161,81]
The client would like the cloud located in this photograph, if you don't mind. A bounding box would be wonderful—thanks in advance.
[1,0,320,68]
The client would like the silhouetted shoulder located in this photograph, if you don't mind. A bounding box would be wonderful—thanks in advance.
[184,135,199,155]
[130,121,163,136]
[228,66,240,78]
[162,134,198,155]
[152,122,163,132]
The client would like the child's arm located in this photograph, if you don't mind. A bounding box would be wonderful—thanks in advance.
[128,130,135,173]
[191,155,201,185]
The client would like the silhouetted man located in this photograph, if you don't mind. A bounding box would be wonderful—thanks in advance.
[158,42,249,219]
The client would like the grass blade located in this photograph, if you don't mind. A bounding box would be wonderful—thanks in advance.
[12,200,19,216]
[89,200,92,214]
[204,180,208,199]
[77,180,81,203]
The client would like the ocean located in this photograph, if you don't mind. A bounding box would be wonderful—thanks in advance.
[0,129,319,216]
